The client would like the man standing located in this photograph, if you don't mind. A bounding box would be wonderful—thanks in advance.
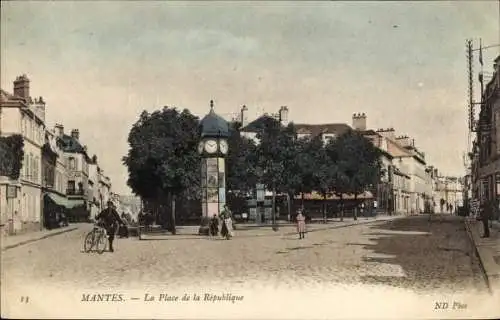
[480,201,491,238]
[96,201,124,252]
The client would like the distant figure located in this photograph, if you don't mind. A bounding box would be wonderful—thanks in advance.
[209,214,219,237]
[296,208,306,239]
[480,201,492,238]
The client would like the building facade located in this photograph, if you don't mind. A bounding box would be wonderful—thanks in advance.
[434,176,464,214]
[58,126,91,221]
[0,75,46,234]
[473,56,500,210]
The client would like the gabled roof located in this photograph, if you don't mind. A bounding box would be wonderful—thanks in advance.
[240,115,273,133]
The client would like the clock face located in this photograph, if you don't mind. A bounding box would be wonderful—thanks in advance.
[197,141,204,154]
[204,139,218,154]
[219,140,228,155]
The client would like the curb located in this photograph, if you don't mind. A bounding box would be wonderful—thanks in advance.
[464,219,493,295]
[1,226,79,251]
[299,216,404,235]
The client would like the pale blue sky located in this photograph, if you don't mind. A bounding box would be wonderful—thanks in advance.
[1,1,498,195]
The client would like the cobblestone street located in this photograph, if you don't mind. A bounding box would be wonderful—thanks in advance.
[1,215,488,294]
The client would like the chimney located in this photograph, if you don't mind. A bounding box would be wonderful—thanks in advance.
[377,127,396,140]
[240,105,249,127]
[396,135,412,147]
[352,113,367,131]
[55,124,64,137]
[13,74,30,99]
[71,129,80,140]
[279,106,289,127]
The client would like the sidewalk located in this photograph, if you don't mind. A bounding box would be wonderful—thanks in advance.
[464,217,500,295]
[1,225,79,251]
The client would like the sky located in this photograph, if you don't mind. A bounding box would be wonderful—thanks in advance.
[1,1,499,195]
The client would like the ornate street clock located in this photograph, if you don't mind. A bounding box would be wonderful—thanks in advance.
[198,100,230,219]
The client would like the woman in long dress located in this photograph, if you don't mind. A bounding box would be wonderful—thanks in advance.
[221,205,233,240]
[296,208,306,239]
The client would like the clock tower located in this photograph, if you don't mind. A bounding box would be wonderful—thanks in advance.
[198,100,229,221]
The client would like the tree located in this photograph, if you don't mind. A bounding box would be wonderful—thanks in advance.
[331,130,382,220]
[255,116,297,228]
[123,107,201,234]
[311,137,336,223]
[226,121,258,195]
[0,135,24,180]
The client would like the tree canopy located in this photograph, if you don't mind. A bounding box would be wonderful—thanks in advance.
[226,121,258,195]
[123,107,201,202]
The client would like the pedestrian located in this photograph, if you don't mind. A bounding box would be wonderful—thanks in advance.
[479,201,491,238]
[220,205,233,240]
[95,201,125,252]
[296,208,306,239]
[209,214,219,237]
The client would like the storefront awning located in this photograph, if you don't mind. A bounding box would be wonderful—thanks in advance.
[45,193,85,209]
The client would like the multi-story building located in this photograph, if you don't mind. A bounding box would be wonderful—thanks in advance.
[56,125,91,221]
[98,168,112,208]
[88,155,100,220]
[41,128,70,228]
[473,55,500,208]
[0,75,46,234]
[434,176,464,214]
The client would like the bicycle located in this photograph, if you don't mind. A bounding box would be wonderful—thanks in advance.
[83,223,108,254]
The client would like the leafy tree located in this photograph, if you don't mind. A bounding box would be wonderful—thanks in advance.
[331,130,382,220]
[226,121,258,195]
[310,137,336,222]
[0,135,24,180]
[123,107,201,234]
[286,136,318,214]
[255,116,297,226]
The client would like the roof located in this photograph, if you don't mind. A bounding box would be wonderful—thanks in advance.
[0,88,25,104]
[60,134,89,160]
[200,101,229,138]
[294,123,352,137]
[240,115,275,133]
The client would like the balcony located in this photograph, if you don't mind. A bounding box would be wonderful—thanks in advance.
[66,189,85,196]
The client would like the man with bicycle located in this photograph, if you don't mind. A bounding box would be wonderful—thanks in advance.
[95,201,124,252]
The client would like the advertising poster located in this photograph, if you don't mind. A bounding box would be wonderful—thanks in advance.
[218,157,225,173]
[207,172,218,188]
[207,202,219,217]
[207,158,218,172]
[219,187,226,203]
[207,188,218,202]
[218,172,225,188]
[201,202,207,217]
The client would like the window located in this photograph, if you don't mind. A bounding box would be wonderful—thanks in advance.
[67,180,75,194]
[33,157,38,183]
[69,157,76,170]
[30,154,35,181]
[496,111,500,155]
[24,154,30,178]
